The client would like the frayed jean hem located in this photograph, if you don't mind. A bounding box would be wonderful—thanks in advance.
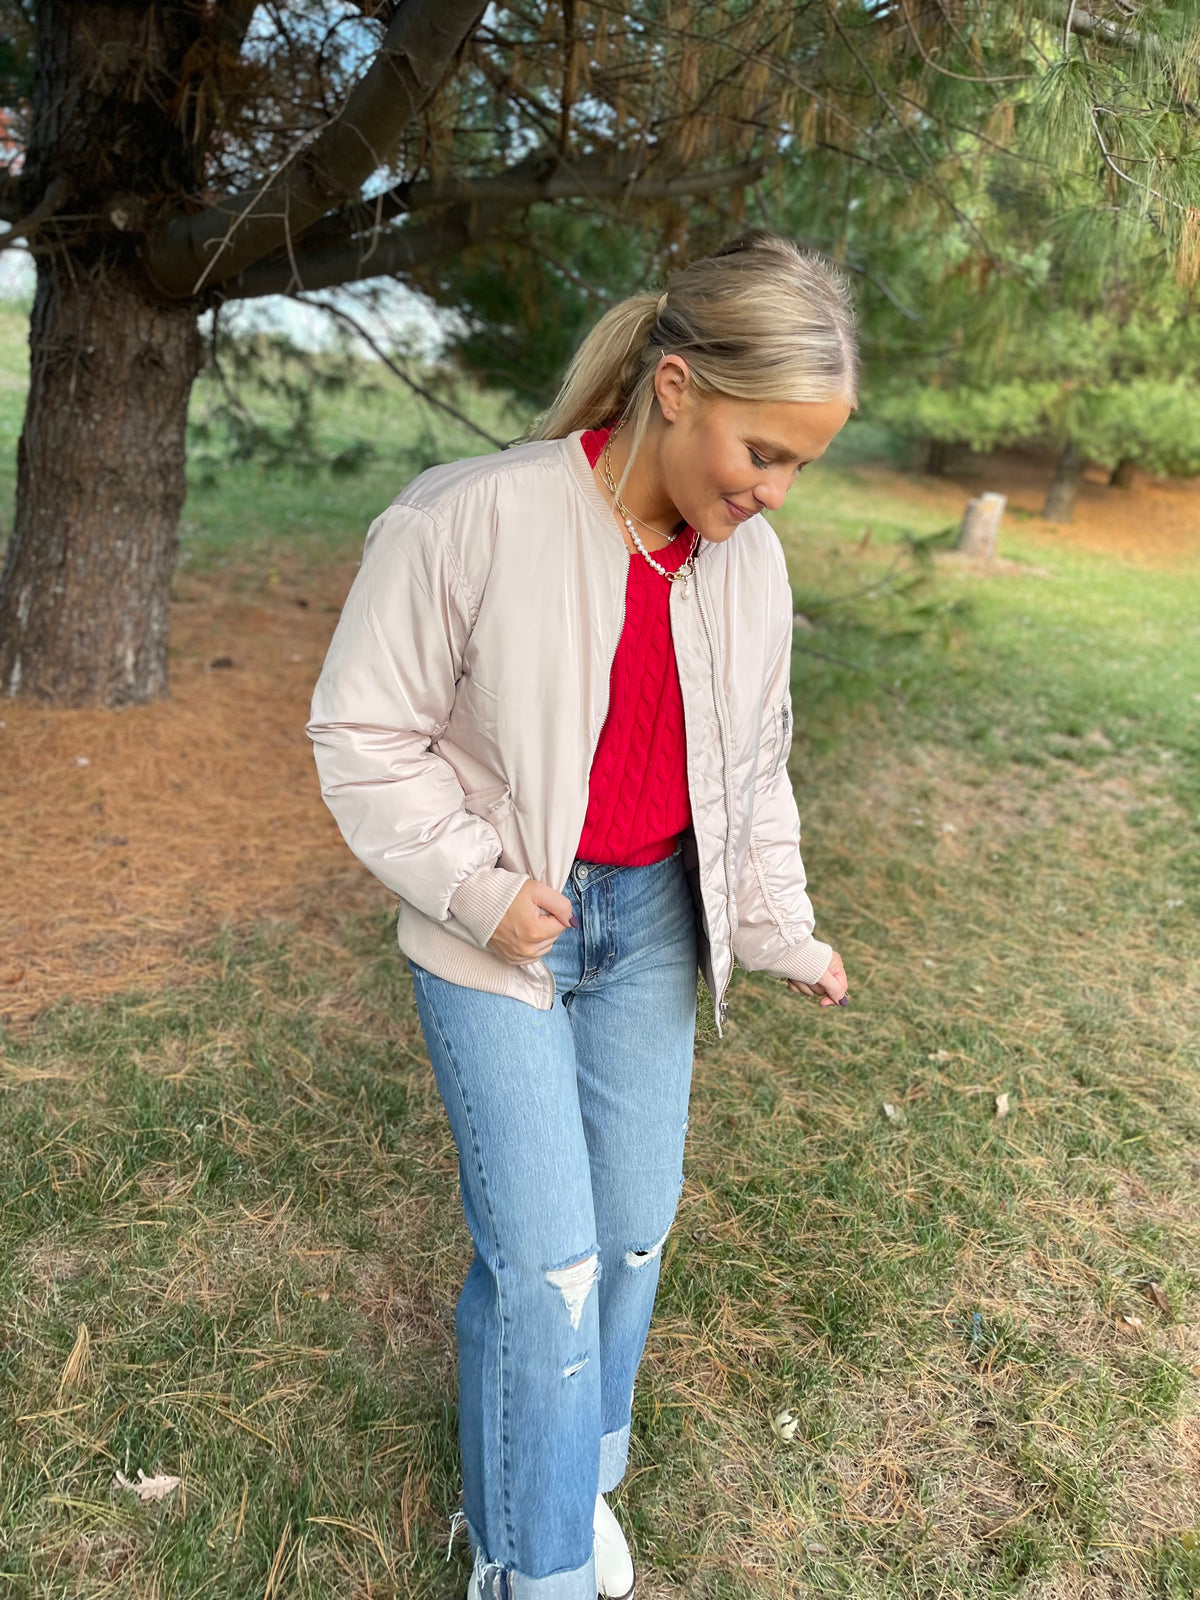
[465,1516,597,1600]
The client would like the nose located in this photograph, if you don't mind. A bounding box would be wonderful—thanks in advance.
[753,472,789,512]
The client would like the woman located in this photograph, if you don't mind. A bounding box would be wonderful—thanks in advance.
[307,230,855,1600]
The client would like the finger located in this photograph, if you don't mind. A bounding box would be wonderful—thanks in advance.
[813,959,849,1005]
[817,978,849,1004]
[526,880,576,929]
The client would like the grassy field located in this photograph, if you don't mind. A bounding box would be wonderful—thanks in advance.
[2,301,1200,1599]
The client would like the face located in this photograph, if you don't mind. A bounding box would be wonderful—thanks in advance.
[654,359,853,542]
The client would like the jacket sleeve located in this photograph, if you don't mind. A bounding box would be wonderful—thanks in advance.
[306,498,528,951]
[730,549,834,987]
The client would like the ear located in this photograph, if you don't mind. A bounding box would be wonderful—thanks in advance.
[653,354,690,422]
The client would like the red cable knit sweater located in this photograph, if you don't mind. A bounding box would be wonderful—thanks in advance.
[575,425,694,866]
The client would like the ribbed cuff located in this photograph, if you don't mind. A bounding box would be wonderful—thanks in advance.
[448,865,530,950]
[763,937,834,987]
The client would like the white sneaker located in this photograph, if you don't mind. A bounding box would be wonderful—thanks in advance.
[594,1492,636,1599]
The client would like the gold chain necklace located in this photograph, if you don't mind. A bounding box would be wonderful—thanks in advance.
[601,420,701,592]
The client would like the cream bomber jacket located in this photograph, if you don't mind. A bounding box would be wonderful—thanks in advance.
[306,428,833,1037]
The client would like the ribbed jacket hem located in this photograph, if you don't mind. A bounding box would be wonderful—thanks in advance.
[396,899,555,1007]
[447,864,530,947]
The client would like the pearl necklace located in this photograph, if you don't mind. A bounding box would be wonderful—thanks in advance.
[601,420,701,592]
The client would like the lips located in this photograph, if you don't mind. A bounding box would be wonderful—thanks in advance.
[723,498,756,522]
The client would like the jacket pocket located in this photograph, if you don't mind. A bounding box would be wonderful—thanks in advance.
[462,782,514,820]
[765,698,793,781]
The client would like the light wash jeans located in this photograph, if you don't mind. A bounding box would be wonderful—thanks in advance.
[409,841,698,1599]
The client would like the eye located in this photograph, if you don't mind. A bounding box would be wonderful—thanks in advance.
[748,447,771,470]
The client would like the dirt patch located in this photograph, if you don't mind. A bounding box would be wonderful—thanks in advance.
[0,560,391,1030]
[860,447,1200,567]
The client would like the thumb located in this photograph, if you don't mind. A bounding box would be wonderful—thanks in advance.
[526,879,575,928]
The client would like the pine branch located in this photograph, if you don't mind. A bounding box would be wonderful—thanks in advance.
[301,297,511,449]
[145,0,489,298]
[220,197,514,299]
[0,176,73,251]
[313,149,768,245]
[1053,2,1143,47]
[220,158,769,299]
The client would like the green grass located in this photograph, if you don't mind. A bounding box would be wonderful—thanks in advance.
[2,305,1200,1597]
[177,357,529,576]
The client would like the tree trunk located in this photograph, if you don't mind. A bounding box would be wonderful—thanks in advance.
[0,265,199,704]
[1110,456,1137,489]
[0,1,206,706]
[957,492,1006,559]
[925,438,953,476]
[1043,438,1084,522]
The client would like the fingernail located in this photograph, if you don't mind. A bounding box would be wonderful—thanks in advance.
[569,913,579,929]
[838,996,850,1008]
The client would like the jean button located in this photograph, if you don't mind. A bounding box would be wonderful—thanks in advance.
[577,864,590,881]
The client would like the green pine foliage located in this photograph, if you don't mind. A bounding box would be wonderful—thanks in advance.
[869,296,1200,476]
[412,3,1200,437]
[800,5,1200,479]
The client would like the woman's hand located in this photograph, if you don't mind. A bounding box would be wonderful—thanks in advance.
[488,878,576,965]
[787,951,849,1007]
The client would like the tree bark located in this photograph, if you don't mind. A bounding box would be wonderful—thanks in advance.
[0,0,206,707]
[1043,438,1084,522]
[0,263,200,705]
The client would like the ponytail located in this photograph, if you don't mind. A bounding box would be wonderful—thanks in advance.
[527,231,858,502]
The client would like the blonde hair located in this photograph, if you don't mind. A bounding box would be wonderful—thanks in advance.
[528,231,858,495]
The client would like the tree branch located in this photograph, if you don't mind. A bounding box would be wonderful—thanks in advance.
[213,0,261,57]
[315,149,769,243]
[303,297,510,449]
[0,176,73,250]
[1048,1,1142,48]
[144,0,489,298]
[219,158,770,300]
[220,198,514,299]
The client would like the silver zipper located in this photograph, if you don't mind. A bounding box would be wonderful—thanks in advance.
[694,556,737,1032]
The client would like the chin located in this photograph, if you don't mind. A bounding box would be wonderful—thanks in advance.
[697,513,739,543]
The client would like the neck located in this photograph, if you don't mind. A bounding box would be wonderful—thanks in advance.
[605,419,686,540]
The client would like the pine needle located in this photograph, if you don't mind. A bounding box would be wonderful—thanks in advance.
[57,1322,91,1400]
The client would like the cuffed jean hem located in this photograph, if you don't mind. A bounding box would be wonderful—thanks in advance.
[598,1424,630,1495]
[465,1517,597,1600]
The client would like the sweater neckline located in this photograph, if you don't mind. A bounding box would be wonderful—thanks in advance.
[563,426,704,560]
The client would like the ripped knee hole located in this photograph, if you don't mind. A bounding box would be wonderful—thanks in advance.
[544,1252,599,1330]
